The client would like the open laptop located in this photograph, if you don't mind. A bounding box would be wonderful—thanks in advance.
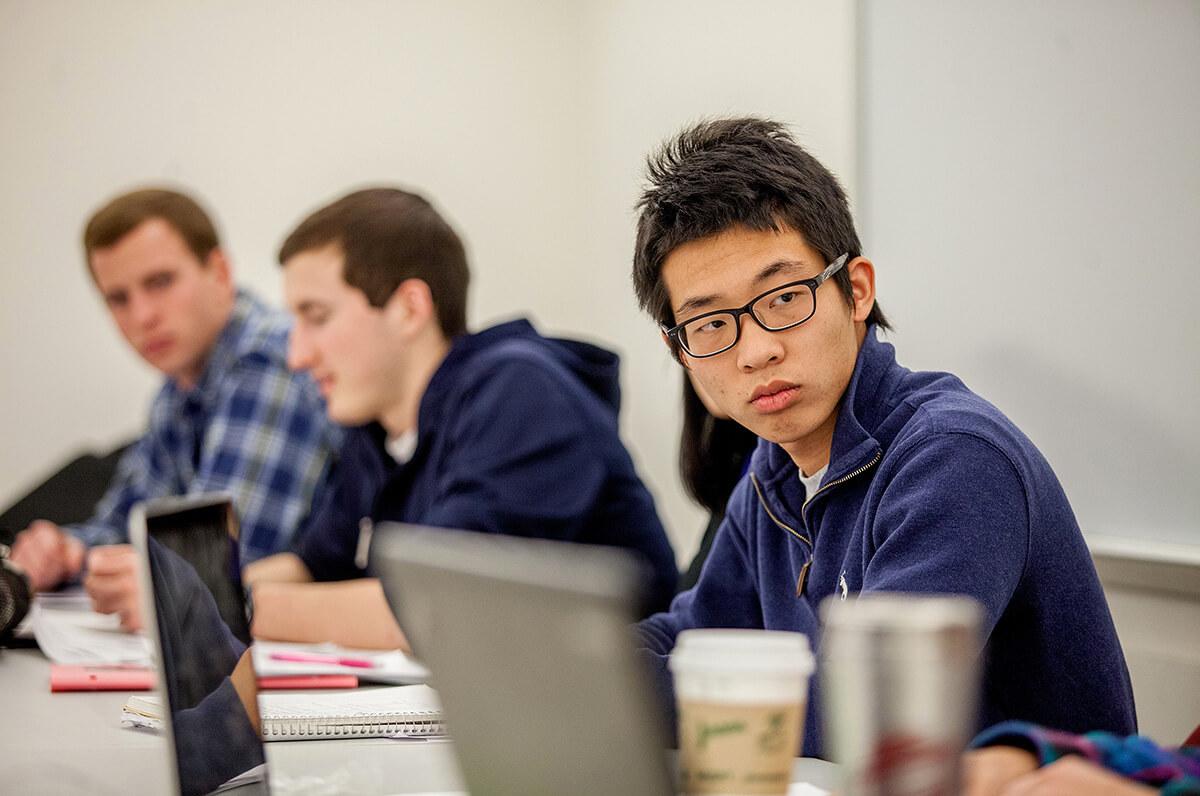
[138,493,251,644]
[372,523,676,796]
[131,496,269,795]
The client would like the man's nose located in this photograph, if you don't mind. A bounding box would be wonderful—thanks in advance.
[127,291,160,329]
[286,327,313,372]
[735,314,784,372]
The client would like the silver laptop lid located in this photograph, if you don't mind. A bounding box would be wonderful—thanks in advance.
[131,495,268,796]
[373,523,674,796]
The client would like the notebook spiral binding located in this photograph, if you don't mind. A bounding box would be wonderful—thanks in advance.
[264,711,446,739]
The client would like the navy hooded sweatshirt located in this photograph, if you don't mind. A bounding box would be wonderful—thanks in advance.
[639,326,1136,757]
[295,318,678,614]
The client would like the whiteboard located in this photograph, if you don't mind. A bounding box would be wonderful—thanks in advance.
[858,0,1200,548]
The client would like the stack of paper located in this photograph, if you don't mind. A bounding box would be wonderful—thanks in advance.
[31,591,152,666]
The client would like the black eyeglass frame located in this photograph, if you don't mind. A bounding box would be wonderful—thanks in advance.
[661,253,850,359]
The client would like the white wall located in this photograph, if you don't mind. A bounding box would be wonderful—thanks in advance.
[858,0,1200,549]
[1094,545,1200,742]
[0,1,856,564]
[859,0,1200,738]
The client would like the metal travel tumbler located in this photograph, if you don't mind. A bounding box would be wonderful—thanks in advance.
[820,593,982,796]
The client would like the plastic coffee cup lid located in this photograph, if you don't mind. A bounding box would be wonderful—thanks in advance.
[669,629,814,677]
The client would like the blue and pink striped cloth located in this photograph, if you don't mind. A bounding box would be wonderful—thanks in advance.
[971,720,1200,794]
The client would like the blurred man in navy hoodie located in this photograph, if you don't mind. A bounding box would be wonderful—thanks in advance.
[247,188,675,648]
[631,118,1135,757]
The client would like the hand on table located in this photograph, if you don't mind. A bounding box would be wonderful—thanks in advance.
[996,756,1157,795]
[963,747,1156,796]
[963,746,1039,796]
[84,545,143,632]
[10,520,86,591]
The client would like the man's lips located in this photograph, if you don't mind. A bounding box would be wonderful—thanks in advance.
[141,338,174,358]
[749,380,802,413]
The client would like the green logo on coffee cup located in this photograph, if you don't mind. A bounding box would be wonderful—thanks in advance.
[697,719,747,750]
[757,711,788,753]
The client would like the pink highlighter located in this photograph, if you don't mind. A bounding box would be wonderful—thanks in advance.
[267,651,377,669]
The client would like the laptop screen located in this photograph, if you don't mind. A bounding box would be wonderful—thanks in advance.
[372,523,675,796]
[143,494,251,645]
[132,496,268,796]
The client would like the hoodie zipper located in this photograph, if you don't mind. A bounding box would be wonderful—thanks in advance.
[800,447,883,531]
[751,447,883,598]
[750,472,813,596]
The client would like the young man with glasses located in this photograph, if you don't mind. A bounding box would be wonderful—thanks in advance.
[244,187,677,648]
[632,118,1136,757]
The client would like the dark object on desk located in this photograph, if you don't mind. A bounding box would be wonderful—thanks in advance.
[0,440,132,546]
[141,494,251,645]
[132,513,268,796]
[0,544,32,642]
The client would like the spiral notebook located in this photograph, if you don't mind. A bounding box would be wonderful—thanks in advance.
[259,685,444,740]
[124,684,445,741]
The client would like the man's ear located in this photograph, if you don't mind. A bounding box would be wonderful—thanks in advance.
[204,248,234,289]
[846,256,876,323]
[384,278,436,335]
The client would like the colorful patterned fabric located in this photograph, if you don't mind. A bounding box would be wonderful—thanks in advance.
[971,720,1200,794]
[69,290,340,563]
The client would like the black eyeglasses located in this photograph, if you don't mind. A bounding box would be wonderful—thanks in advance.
[662,253,849,358]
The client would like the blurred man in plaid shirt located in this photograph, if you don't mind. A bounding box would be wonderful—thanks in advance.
[10,188,340,630]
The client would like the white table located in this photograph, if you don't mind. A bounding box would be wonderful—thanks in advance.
[0,646,837,794]
[0,647,465,795]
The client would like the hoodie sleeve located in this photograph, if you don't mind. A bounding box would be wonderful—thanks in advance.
[292,444,374,582]
[420,356,610,542]
[862,430,1028,636]
[634,478,765,737]
[638,481,764,653]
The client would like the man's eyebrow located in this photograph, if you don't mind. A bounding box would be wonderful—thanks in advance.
[672,260,813,320]
[753,259,809,284]
[139,268,174,284]
[293,300,327,316]
[673,292,723,320]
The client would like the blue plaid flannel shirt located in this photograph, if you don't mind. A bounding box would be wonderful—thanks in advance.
[69,290,341,563]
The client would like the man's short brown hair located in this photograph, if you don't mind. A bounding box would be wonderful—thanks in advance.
[83,188,220,265]
[278,187,470,338]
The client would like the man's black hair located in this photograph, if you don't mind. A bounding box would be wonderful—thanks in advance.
[632,117,890,344]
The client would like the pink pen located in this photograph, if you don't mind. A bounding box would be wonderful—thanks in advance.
[269,651,377,669]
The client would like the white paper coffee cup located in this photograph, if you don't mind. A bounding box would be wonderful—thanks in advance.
[670,629,814,795]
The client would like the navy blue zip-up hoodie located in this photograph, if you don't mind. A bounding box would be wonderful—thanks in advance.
[295,318,678,614]
[639,326,1136,757]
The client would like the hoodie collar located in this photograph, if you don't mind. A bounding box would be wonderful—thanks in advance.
[417,319,536,435]
[417,318,624,433]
